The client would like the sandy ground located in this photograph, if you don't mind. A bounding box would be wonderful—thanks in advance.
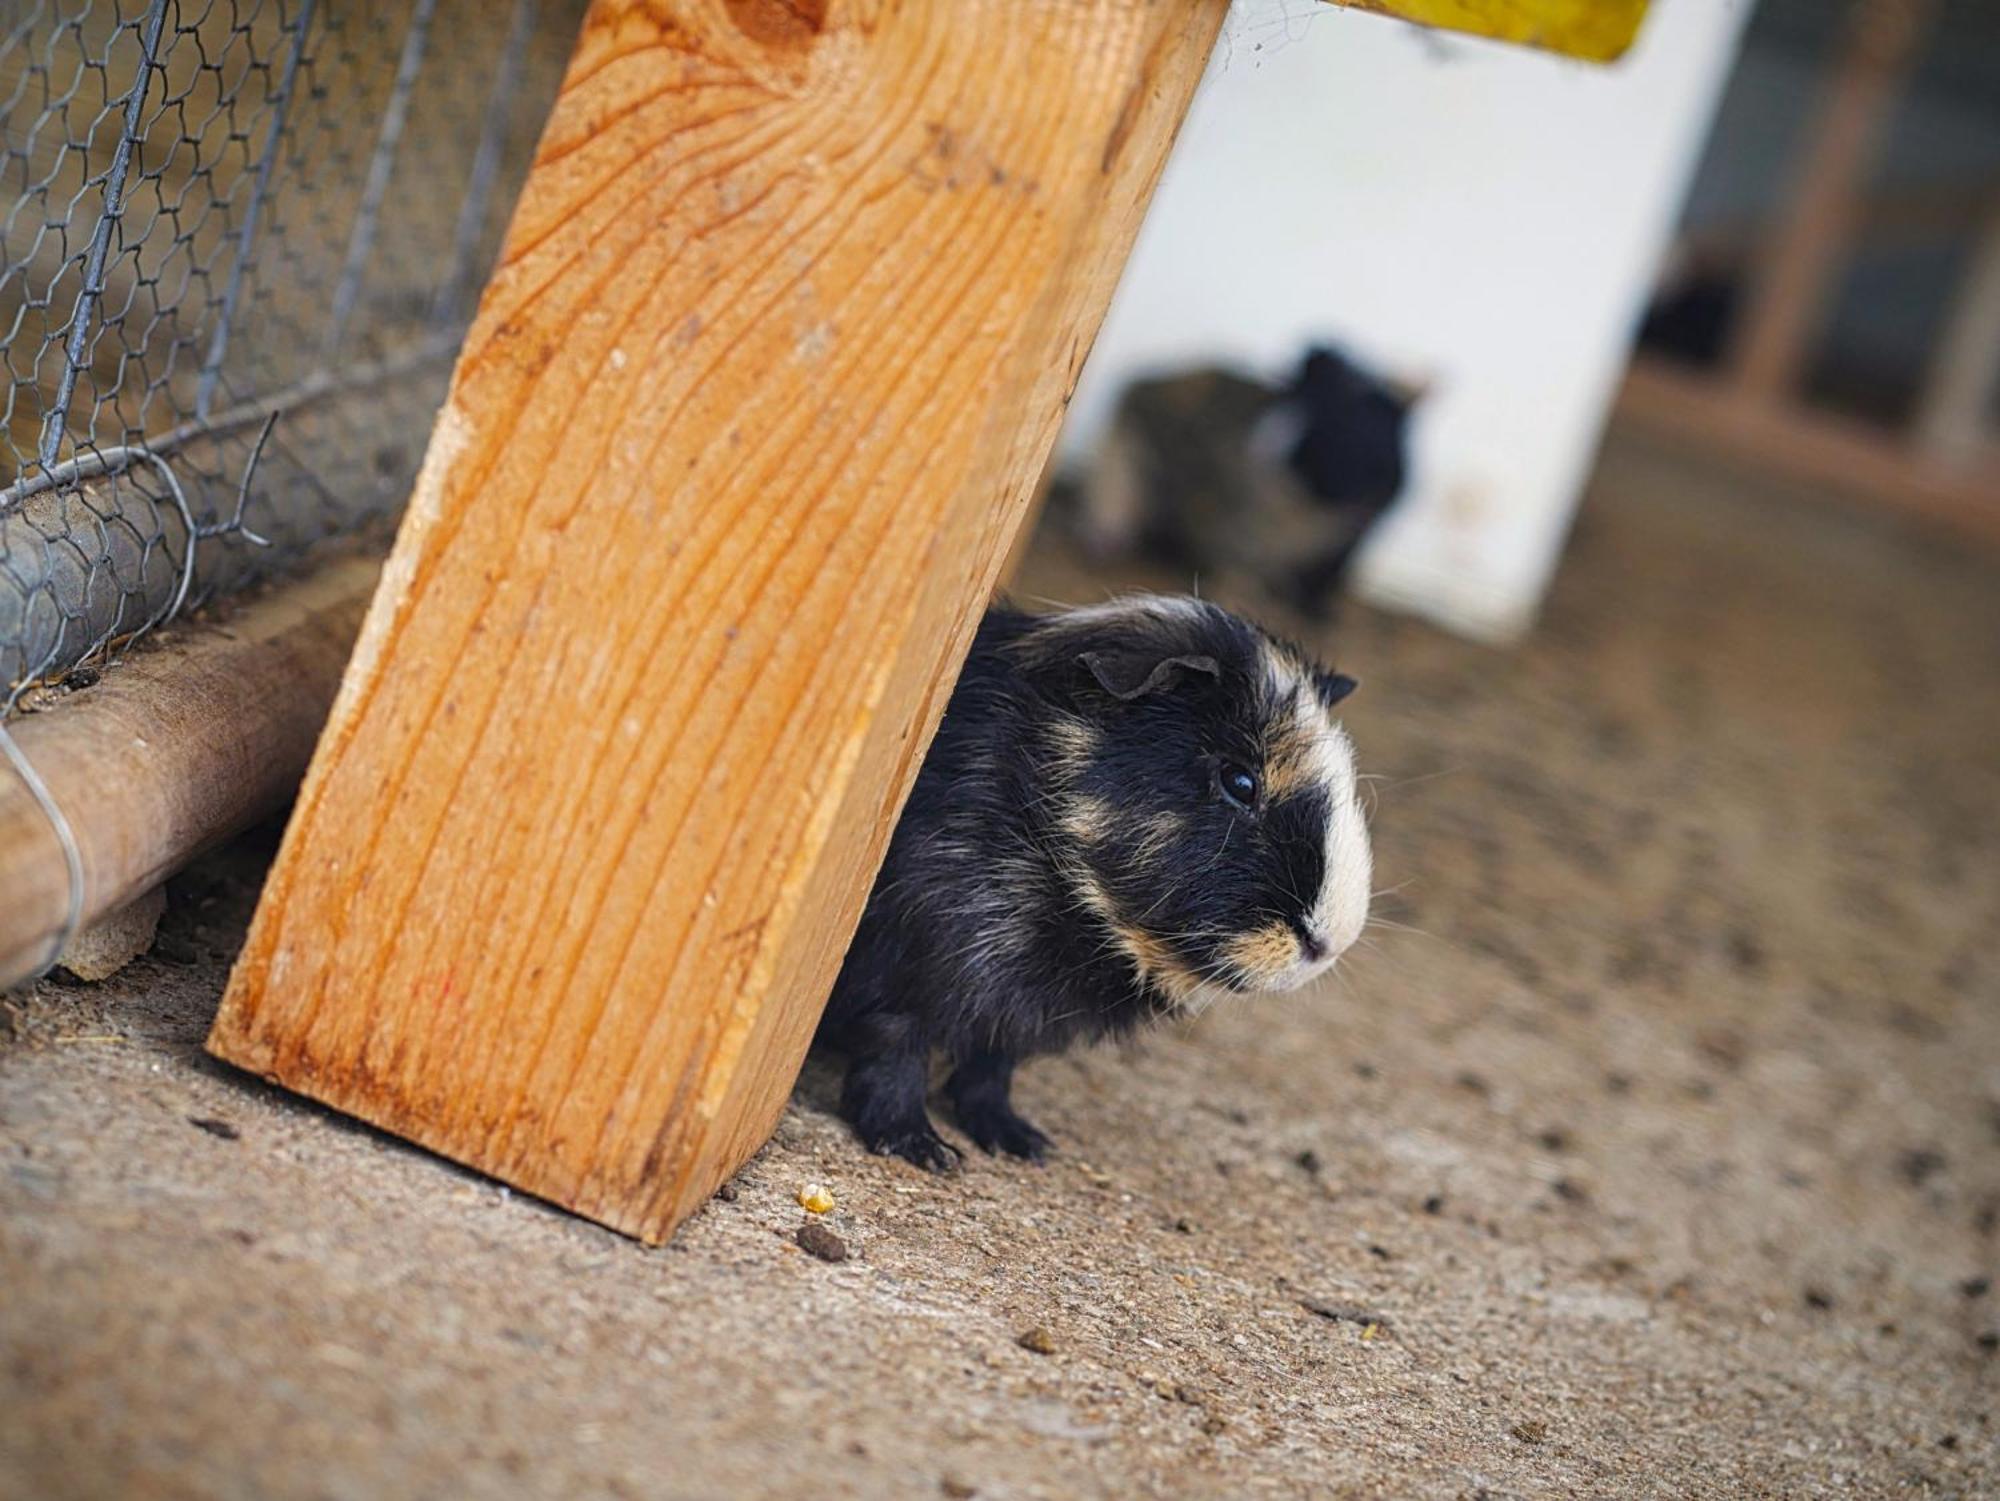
[3,429,1998,1500]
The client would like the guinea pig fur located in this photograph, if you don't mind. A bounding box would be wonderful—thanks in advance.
[817,594,1371,1172]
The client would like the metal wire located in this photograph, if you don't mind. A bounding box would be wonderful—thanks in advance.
[0,715,83,974]
[1,0,586,715]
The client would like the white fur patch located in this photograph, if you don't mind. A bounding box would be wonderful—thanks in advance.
[1285,686,1372,990]
[1058,593,1212,631]
[1313,726,1372,953]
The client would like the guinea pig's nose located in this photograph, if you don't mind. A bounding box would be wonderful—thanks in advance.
[1297,927,1329,964]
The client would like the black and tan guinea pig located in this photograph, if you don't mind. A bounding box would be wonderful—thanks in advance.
[816,594,1372,1171]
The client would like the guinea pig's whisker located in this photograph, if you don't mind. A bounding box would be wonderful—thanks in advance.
[1133,881,1195,924]
[1019,589,1087,613]
[1184,822,1236,885]
[1363,916,1435,940]
[1278,867,1311,909]
[1367,767,1465,795]
[1343,937,1418,983]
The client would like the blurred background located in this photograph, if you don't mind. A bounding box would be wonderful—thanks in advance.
[1035,0,1998,640]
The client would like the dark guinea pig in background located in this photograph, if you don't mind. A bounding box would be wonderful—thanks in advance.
[1056,343,1423,619]
[816,595,1372,1171]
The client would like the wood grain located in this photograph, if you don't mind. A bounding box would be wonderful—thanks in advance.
[208,0,1227,1243]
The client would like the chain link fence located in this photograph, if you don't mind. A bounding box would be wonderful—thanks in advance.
[1,0,584,714]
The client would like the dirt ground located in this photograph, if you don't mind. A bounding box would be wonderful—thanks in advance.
[3,428,1997,1500]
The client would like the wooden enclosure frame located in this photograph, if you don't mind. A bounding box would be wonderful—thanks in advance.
[1618,0,2000,545]
[205,0,1234,1244]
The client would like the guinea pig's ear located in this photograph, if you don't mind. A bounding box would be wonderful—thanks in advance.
[1316,670,1359,707]
[1078,649,1221,702]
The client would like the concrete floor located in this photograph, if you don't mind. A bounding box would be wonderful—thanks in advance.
[3,429,1997,1500]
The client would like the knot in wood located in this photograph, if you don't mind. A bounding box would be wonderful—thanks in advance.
[725,0,826,50]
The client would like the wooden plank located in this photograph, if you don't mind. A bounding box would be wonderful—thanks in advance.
[1673,180,1996,262]
[0,555,377,987]
[1915,197,2000,468]
[1618,357,2000,548]
[207,0,1228,1244]
[1731,0,1932,402]
[1326,0,1649,63]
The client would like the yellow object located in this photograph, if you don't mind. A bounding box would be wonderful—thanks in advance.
[1328,0,1650,63]
[798,1183,835,1214]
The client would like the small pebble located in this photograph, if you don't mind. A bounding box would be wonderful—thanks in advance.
[1511,1419,1548,1444]
[1898,1148,1946,1187]
[796,1222,847,1263]
[1959,1276,1990,1299]
[940,1477,976,1499]
[188,1117,240,1141]
[1017,1327,1057,1356]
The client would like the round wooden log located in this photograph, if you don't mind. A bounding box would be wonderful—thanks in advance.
[0,555,376,987]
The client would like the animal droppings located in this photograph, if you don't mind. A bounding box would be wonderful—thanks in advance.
[796,1222,848,1262]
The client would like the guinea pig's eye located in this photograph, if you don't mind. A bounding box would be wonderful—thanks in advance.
[1219,762,1260,811]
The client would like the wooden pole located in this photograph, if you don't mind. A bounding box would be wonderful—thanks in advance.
[0,556,377,987]
[208,0,1228,1244]
[1915,196,2000,469]
[1730,0,1932,402]
[1618,357,2000,548]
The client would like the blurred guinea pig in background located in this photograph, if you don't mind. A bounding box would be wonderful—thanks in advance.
[1050,343,1424,619]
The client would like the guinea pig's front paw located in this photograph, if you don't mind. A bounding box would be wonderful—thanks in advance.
[958,1101,1053,1164]
[864,1121,964,1174]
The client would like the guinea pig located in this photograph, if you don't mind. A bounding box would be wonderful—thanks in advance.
[817,594,1371,1171]
[1055,345,1420,620]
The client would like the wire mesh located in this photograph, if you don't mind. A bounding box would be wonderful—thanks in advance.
[0,0,584,713]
